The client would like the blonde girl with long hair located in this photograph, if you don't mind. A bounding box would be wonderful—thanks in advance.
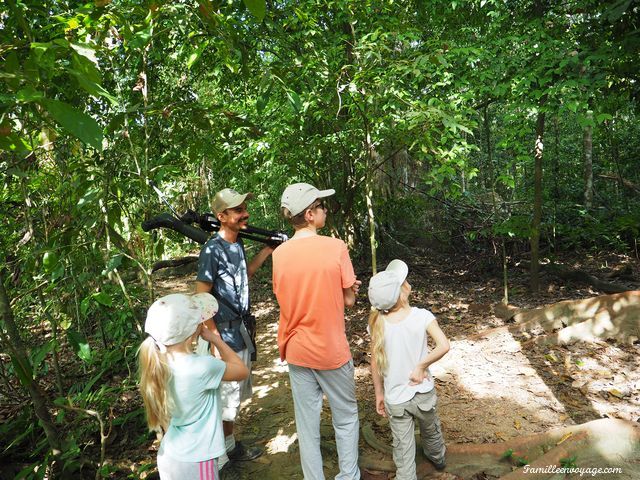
[368,260,450,479]
[139,293,249,480]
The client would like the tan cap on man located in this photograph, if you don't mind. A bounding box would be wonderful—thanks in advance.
[212,188,253,214]
[281,182,335,216]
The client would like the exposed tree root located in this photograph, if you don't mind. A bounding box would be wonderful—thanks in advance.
[359,419,640,479]
[362,422,392,455]
[472,291,640,345]
[543,262,630,294]
[515,261,633,294]
[151,256,198,273]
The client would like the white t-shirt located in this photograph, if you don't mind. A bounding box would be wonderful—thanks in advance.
[159,354,227,462]
[383,307,435,405]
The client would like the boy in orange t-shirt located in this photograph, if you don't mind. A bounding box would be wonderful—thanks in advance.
[272,182,362,480]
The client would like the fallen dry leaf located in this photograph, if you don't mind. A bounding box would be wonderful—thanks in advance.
[556,431,573,445]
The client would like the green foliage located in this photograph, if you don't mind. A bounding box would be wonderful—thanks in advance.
[560,455,578,468]
[501,447,529,466]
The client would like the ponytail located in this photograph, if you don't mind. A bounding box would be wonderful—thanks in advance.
[368,309,388,375]
[368,291,407,376]
[138,337,173,432]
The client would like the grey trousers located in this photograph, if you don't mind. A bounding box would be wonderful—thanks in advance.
[385,390,446,480]
[288,360,360,480]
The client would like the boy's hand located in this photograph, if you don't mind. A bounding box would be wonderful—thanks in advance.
[375,396,387,417]
[351,279,362,294]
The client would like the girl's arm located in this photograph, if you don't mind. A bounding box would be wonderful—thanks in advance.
[370,355,387,417]
[200,323,249,381]
[409,319,450,385]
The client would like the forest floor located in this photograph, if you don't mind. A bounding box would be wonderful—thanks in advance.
[143,248,640,479]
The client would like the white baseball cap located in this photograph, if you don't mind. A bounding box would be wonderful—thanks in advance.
[368,259,409,311]
[144,293,218,348]
[212,188,253,214]
[281,182,335,216]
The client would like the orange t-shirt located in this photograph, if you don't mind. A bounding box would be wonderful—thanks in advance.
[272,235,357,370]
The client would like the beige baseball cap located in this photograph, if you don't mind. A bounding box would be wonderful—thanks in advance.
[212,188,253,214]
[144,293,218,349]
[368,259,409,311]
[281,182,335,216]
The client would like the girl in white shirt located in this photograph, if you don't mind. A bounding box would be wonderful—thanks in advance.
[368,260,450,479]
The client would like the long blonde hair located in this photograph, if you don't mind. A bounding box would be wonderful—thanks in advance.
[368,283,409,376]
[368,309,388,374]
[138,337,174,432]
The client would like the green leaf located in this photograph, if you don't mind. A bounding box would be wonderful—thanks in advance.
[70,42,98,66]
[11,356,33,387]
[286,91,302,113]
[16,87,45,103]
[187,40,209,69]
[43,251,59,273]
[102,254,123,276]
[501,448,514,459]
[67,330,92,363]
[577,114,596,129]
[77,187,100,209]
[31,340,55,375]
[596,113,613,123]
[0,134,31,154]
[68,69,118,105]
[566,101,579,113]
[128,25,153,50]
[256,95,268,114]
[80,296,91,316]
[243,0,266,22]
[93,292,113,307]
[42,99,103,150]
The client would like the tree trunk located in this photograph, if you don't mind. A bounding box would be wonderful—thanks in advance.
[0,274,62,456]
[583,110,593,208]
[530,95,548,293]
[552,116,560,253]
[483,105,495,190]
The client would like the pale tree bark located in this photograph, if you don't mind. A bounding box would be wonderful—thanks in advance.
[530,94,548,293]
[365,128,378,275]
[0,273,61,457]
[583,110,594,208]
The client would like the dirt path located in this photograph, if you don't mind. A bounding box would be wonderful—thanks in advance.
[153,252,640,479]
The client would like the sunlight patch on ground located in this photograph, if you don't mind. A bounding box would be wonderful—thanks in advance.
[266,429,298,454]
[589,420,638,461]
[434,332,569,429]
[254,303,277,317]
[252,358,288,381]
[252,381,281,399]
[268,358,289,373]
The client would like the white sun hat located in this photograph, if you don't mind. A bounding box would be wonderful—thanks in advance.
[367,259,409,311]
[144,293,218,350]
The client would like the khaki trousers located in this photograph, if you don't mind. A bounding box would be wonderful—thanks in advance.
[385,389,446,480]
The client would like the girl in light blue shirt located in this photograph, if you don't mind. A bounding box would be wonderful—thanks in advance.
[139,293,249,479]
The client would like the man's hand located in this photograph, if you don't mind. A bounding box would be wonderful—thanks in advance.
[248,245,274,278]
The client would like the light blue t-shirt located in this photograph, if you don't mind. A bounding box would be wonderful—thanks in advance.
[159,354,226,462]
